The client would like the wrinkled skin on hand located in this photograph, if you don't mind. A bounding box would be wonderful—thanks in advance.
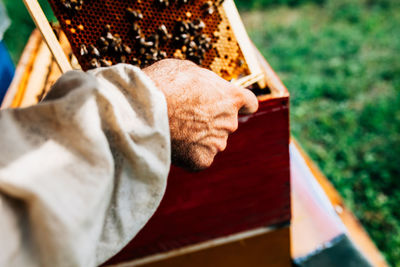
[144,59,258,171]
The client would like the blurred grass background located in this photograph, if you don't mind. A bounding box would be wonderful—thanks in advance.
[241,0,400,265]
[2,0,400,265]
[2,0,54,63]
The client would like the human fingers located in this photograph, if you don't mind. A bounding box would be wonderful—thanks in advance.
[173,142,216,172]
[192,136,228,170]
[235,87,259,115]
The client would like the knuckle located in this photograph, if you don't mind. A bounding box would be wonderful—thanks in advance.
[232,120,239,132]
[218,141,227,152]
[227,119,239,133]
[193,148,214,169]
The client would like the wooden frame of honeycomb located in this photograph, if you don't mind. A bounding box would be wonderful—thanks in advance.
[23,0,267,88]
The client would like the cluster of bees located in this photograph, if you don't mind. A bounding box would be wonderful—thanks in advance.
[154,0,190,8]
[66,0,226,69]
[62,0,225,12]
[199,0,226,15]
[79,25,135,68]
[172,19,212,64]
[61,0,84,12]
[154,0,225,15]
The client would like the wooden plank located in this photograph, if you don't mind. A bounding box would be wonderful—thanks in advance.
[107,227,291,267]
[254,46,289,99]
[291,139,388,267]
[3,30,71,108]
[222,0,267,88]
[23,0,72,73]
[37,55,63,101]
[1,30,42,109]
[234,72,265,88]
[20,37,54,107]
[37,31,70,101]
[290,141,346,259]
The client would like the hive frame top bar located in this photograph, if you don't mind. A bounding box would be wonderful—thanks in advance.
[222,0,266,87]
[23,0,266,88]
[23,0,72,73]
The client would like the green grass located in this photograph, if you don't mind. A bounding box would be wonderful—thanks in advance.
[2,0,54,64]
[2,0,400,265]
[243,0,400,265]
[235,0,326,10]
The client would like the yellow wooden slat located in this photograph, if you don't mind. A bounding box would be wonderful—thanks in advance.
[23,0,72,73]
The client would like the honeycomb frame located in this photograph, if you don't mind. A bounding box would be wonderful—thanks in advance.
[45,0,257,81]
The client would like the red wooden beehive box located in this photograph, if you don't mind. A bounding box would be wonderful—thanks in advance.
[106,57,291,263]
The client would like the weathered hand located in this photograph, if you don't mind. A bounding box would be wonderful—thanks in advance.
[144,59,258,171]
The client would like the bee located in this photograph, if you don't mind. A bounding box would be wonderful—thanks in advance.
[122,44,132,54]
[154,0,169,8]
[131,57,140,66]
[79,44,88,56]
[216,0,225,6]
[99,58,112,67]
[177,0,189,5]
[119,55,127,63]
[89,45,100,57]
[157,25,171,44]
[126,8,143,21]
[98,36,109,47]
[103,24,112,34]
[89,58,101,68]
[204,6,214,15]
[132,23,142,38]
[61,0,84,12]
[158,51,167,59]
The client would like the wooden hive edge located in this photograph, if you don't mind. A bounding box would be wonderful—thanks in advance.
[106,224,291,267]
[1,29,42,109]
[291,139,388,267]
[255,46,289,102]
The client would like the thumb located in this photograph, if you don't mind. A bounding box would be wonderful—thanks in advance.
[236,87,259,115]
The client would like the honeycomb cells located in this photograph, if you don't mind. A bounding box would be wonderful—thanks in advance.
[47,0,250,80]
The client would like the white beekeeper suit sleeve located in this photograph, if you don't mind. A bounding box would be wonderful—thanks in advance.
[0,64,171,267]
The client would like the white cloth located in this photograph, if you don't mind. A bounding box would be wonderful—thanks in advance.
[0,64,171,267]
